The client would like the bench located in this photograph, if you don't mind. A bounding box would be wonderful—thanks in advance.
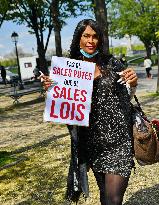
[7,87,45,104]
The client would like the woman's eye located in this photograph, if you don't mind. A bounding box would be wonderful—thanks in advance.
[83,34,89,38]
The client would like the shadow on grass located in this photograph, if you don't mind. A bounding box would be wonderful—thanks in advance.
[7,96,45,111]
[0,132,71,205]
[11,133,69,155]
[0,132,69,172]
[124,184,159,205]
[0,154,70,205]
[0,96,45,123]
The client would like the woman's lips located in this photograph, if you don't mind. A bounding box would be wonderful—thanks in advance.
[87,46,95,50]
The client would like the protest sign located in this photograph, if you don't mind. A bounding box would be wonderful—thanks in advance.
[44,56,95,126]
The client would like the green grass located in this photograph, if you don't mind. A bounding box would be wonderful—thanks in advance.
[147,92,159,97]
[10,67,18,74]
[127,54,158,65]
[1,93,159,204]
[0,151,16,167]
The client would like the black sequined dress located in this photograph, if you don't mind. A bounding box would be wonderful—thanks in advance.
[78,59,134,178]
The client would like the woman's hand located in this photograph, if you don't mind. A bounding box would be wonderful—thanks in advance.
[122,68,138,87]
[38,74,53,91]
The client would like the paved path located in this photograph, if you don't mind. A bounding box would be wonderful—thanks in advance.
[133,66,158,94]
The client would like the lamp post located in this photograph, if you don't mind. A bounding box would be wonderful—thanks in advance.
[11,31,24,89]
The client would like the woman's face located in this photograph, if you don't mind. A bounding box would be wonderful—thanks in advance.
[80,25,98,54]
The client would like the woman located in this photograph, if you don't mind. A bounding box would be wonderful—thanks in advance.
[42,19,138,205]
[0,65,6,85]
[144,56,152,79]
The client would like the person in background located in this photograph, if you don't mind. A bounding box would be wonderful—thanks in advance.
[119,54,128,68]
[0,65,6,85]
[33,65,40,81]
[41,19,138,205]
[144,56,152,79]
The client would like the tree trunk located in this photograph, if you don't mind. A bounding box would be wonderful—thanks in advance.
[28,3,49,74]
[156,42,159,93]
[92,0,109,55]
[54,27,62,57]
[51,0,62,57]
[154,41,158,55]
[145,43,152,58]
[37,44,48,75]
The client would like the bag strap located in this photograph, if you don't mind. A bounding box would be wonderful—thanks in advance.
[134,95,141,107]
[134,95,145,116]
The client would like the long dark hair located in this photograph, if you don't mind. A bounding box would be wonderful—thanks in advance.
[69,19,114,76]
[69,19,124,92]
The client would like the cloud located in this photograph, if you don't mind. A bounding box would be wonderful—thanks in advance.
[0,44,4,48]
[62,36,72,50]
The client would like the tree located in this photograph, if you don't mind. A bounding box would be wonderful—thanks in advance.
[90,0,113,55]
[51,0,89,57]
[51,0,62,57]
[91,0,108,54]
[12,0,53,74]
[0,0,12,28]
[109,0,159,58]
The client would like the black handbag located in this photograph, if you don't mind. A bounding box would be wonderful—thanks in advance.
[132,95,159,165]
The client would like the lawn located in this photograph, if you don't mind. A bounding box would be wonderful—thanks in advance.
[0,92,159,205]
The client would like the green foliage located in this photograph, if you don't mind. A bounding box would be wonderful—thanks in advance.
[11,0,89,35]
[110,46,127,55]
[11,1,53,35]
[109,44,145,56]
[109,0,159,55]
[156,31,159,39]
[132,44,145,51]
[0,59,17,67]
[0,0,12,27]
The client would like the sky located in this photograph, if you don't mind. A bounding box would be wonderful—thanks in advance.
[0,15,142,58]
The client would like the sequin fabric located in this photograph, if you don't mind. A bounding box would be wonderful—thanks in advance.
[78,58,134,178]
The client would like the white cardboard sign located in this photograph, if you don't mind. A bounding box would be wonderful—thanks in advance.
[43,56,95,126]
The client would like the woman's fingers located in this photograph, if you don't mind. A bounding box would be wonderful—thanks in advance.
[127,76,138,87]
[118,68,138,87]
[124,68,138,87]
[125,73,137,81]
[37,73,57,91]
[38,74,53,90]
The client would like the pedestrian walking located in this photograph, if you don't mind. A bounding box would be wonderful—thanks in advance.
[0,65,6,84]
[144,56,152,79]
[41,19,138,205]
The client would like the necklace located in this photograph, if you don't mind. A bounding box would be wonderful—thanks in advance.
[80,49,98,58]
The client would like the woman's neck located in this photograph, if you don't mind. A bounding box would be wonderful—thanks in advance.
[83,56,96,63]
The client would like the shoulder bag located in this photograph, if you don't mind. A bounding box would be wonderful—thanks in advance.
[132,95,159,165]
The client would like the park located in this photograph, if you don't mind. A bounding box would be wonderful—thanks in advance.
[0,1,159,205]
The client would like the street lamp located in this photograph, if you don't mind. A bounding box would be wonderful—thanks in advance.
[11,31,24,89]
